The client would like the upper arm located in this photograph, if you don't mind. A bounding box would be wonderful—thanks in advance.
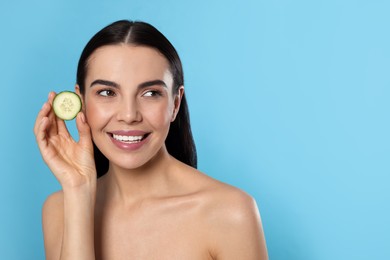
[42,191,64,260]
[207,191,268,260]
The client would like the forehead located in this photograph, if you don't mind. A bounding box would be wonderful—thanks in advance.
[86,44,172,86]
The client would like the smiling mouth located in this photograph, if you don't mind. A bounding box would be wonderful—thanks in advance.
[110,133,149,143]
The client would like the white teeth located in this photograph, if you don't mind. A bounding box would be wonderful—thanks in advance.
[112,134,144,143]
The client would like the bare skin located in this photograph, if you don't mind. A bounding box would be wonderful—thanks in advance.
[36,45,268,260]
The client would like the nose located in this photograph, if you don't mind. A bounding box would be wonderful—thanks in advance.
[116,97,142,124]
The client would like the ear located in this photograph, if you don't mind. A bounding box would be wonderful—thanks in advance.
[171,86,185,122]
[74,84,85,112]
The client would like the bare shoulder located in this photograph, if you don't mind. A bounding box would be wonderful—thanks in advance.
[178,164,260,217]
[182,168,268,259]
[42,190,64,225]
[197,174,262,229]
[42,191,64,260]
[43,190,64,209]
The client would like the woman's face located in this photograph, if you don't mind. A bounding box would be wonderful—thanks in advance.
[78,44,182,170]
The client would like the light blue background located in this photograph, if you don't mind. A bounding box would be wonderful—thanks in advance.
[1,0,389,259]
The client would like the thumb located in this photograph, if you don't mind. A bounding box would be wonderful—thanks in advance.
[76,112,92,148]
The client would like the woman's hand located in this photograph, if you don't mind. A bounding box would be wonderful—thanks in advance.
[34,91,96,190]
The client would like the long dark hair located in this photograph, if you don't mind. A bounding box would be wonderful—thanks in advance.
[76,20,197,177]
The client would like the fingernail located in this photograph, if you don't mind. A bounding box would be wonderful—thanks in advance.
[80,112,85,123]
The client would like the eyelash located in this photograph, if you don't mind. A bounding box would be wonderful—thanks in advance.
[97,89,116,97]
[143,90,163,97]
[96,89,163,98]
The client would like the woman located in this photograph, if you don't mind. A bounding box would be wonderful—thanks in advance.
[34,20,268,260]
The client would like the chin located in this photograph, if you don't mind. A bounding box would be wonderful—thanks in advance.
[107,148,165,171]
[108,156,151,171]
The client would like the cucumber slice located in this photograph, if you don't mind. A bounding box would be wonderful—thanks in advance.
[53,91,82,120]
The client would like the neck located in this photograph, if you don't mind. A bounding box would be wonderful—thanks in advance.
[100,147,175,206]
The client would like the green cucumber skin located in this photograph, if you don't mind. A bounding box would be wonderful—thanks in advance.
[53,91,82,121]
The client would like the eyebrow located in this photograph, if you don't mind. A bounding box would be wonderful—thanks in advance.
[90,79,167,89]
[90,79,118,88]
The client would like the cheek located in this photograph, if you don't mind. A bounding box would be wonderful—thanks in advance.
[84,101,111,130]
[142,102,173,126]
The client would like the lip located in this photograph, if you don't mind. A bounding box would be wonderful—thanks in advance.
[108,130,150,151]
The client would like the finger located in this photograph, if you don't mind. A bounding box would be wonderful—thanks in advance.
[76,112,92,149]
[47,92,59,136]
[34,92,56,135]
[35,117,49,151]
[34,102,51,136]
[56,114,70,138]
[36,117,64,173]
[48,91,56,104]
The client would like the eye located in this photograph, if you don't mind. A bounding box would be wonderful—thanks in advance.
[98,89,116,97]
[143,90,162,97]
